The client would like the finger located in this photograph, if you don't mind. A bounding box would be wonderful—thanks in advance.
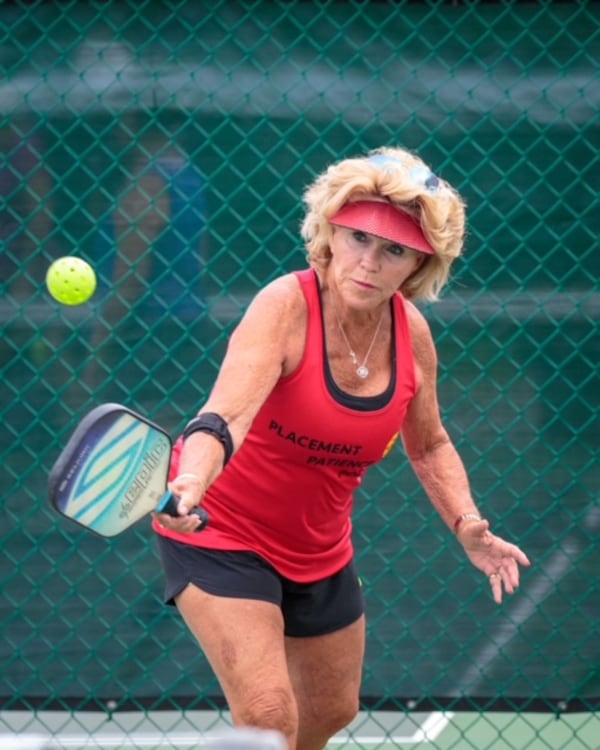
[153,512,170,529]
[500,570,516,595]
[488,572,503,604]
[165,486,192,516]
[503,542,531,567]
[516,549,532,567]
[504,560,521,590]
[167,484,199,517]
[176,499,193,516]
[177,517,203,532]
[155,511,202,532]
[496,560,521,598]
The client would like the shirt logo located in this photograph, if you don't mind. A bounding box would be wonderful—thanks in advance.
[382,432,399,459]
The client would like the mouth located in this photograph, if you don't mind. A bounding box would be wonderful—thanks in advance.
[352,279,377,290]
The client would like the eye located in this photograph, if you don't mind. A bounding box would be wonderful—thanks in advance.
[352,230,369,243]
[386,243,407,257]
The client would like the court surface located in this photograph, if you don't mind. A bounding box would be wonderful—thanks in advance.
[2,710,598,750]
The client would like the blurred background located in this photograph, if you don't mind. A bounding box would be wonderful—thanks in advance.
[1,1,598,748]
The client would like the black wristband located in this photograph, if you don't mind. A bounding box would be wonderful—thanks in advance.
[182,412,234,467]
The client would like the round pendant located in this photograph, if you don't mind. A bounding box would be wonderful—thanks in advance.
[356,365,369,379]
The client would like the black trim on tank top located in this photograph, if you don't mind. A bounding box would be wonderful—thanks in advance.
[317,278,396,412]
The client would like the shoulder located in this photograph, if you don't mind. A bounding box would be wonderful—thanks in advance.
[232,272,308,343]
[401,297,438,379]
[245,272,308,320]
[402,297,433,344]
[236,272,310,376]
[260,271,308,300]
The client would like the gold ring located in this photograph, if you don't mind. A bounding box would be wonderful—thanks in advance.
[489,572,501,580]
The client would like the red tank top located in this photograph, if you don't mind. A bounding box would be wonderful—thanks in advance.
[155,269,417,581]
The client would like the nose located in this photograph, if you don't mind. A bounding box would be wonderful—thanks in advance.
[359,246,381,271]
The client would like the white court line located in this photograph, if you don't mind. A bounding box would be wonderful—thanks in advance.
[6,737,211,749]
[329,711,453,744]
[5,714,454,748]
[414,711,454,742]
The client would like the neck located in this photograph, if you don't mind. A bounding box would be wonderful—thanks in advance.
[328,289,386,380]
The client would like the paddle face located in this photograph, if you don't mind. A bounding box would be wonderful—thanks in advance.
[49,404,172,537]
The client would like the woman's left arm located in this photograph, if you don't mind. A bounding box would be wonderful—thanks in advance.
[401,304,530,603]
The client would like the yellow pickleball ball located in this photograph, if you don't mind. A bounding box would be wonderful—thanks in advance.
[46,256,97,305]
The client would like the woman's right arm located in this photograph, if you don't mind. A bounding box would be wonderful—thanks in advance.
[158,273,306,525]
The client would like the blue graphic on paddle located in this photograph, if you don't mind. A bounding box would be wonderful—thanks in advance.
[49,404,208,537]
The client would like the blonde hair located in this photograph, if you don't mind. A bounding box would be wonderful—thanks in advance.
[300,146,466,301]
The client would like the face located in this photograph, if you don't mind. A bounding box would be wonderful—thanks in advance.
[329,226,427,308]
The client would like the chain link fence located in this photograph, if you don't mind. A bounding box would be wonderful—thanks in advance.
[1,2,598,748]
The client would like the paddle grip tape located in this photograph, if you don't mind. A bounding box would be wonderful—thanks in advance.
[182,412,234,467]
[157,493,209,532]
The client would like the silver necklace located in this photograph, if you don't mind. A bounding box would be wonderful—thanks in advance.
[330,292,385,379]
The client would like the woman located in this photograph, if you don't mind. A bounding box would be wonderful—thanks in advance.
[153,147,530,750]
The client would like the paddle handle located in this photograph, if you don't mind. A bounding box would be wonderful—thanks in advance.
[156,492,209,531]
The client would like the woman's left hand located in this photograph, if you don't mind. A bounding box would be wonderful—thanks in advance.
[457,519,531,604]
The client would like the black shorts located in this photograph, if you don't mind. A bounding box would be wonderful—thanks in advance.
[156,536,364,638]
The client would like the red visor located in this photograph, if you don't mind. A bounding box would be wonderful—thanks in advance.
[329,200,435,255]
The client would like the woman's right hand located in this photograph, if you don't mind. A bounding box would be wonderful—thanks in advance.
[152,472,207,532]
[169,472,206,514]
